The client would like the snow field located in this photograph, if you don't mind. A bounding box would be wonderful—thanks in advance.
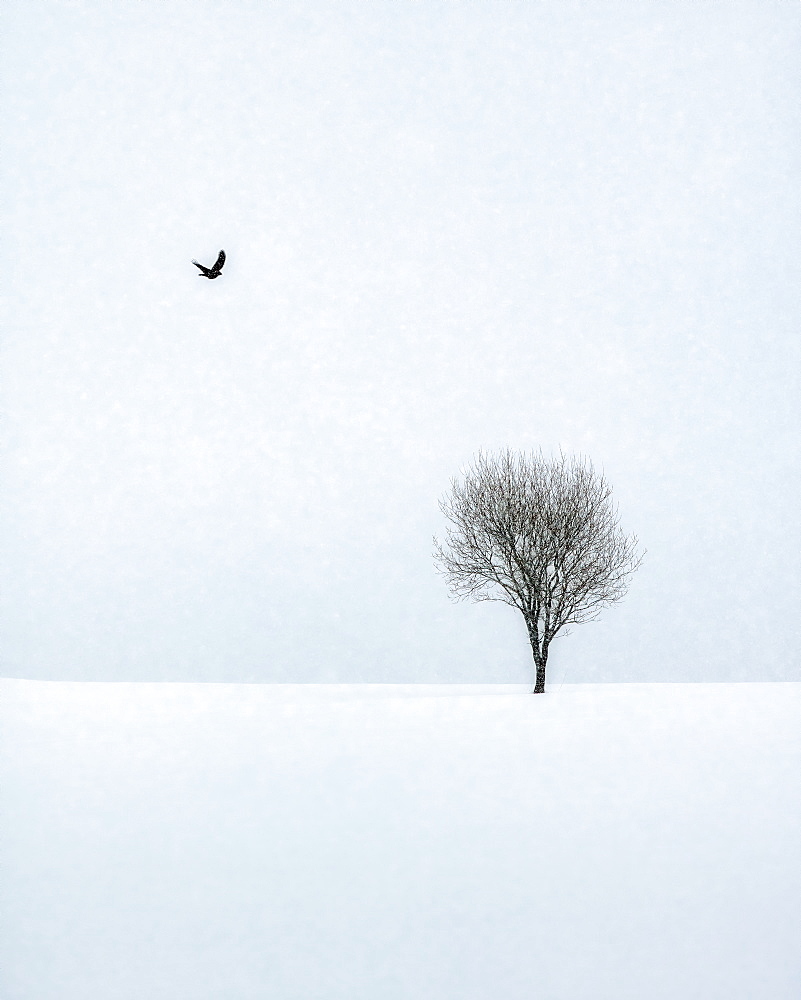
[1,681,799,999]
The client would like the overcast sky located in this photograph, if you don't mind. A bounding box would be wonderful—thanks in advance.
[2,1,799,683]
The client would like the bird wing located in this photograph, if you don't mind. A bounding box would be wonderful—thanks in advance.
[212,250,226,273]
[192,259,212,275]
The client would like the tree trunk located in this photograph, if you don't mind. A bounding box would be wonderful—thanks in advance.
[531,640,548,693]
[523,612,548,694]
[533,635,552,694]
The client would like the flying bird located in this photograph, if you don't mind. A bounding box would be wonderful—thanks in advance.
[192,250,226,279]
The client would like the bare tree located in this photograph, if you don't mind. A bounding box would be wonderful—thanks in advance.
[434,449,643,693]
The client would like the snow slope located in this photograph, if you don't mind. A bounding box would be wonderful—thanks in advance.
[1,681,799,999]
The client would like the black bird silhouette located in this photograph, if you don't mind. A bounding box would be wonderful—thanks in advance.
[192,250,226,279]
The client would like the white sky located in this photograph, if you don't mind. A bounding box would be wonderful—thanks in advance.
[2,1,800,682]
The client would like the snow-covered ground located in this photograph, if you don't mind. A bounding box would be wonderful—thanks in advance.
[1,680,799,999]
